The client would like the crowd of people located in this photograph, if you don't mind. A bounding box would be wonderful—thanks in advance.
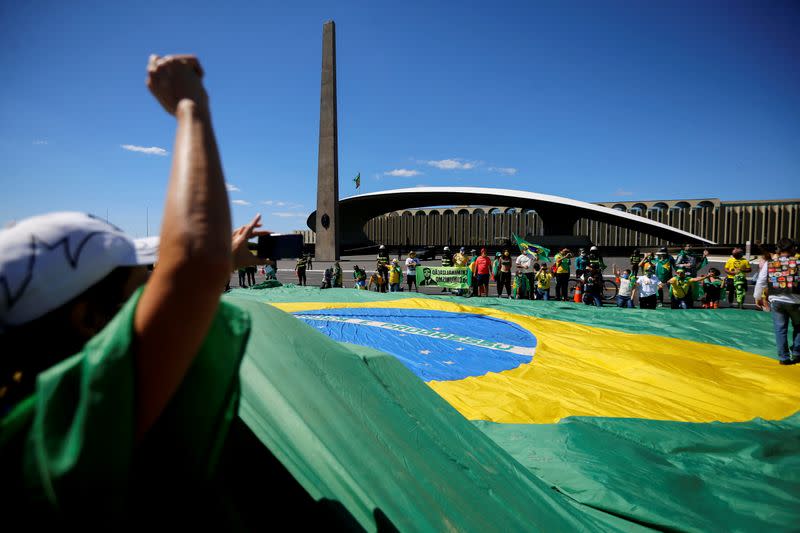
[336,243,779,311]
[330,240,798,364]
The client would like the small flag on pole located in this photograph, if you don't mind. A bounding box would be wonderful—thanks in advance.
[353,172,361,189]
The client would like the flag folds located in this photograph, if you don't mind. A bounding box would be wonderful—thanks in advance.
[224,287,800,531]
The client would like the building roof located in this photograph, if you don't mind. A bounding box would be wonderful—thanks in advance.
[308,187,715,245]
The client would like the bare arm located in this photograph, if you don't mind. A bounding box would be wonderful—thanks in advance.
[753,260,769,308]
[133,55,232,441]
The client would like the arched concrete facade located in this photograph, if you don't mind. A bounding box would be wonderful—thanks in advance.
[307,187,715,248]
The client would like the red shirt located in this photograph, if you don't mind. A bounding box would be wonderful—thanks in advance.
[475,256,492,275]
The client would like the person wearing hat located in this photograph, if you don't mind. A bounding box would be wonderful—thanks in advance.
[388,258,402,292]
[405,250,420,292]
[587,246,606,273]
[0,55,268,522]
[441,246,453,267]
[649,247,676,306]
[375,245,390,293]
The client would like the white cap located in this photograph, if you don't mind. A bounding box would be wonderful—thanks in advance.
[0,212,159,327]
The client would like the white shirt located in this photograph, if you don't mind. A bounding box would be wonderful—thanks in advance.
[618,277,633,297]
[405,257,420,275]
[635,275,660,298]
[754,259,800,305]
[515,254,531,270]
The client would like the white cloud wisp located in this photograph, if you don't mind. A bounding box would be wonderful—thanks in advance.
[489,167,518,176]
[121,144,168,156]
[426,159,476,170]
[384,169,421,177]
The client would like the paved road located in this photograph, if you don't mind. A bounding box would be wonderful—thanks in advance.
[230,254,761,309]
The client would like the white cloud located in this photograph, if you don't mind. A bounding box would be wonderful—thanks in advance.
[614,189,633,196]
[121,144,168,156]
[261,200,303,209]
[489,166,518,176]
[384,168,421,177]
[414,184,430,188]
[226,182,241,192]
[426,159,476,170]
[232,199,252,206]
[272,211,307,218]
[33,140,48,145]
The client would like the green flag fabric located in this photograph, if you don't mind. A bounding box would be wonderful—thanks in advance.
[3,283,798,531]
[513,233,551,261]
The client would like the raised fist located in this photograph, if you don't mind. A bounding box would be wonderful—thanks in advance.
[146,54,207,115]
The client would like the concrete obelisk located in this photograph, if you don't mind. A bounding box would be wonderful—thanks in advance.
[315,20,340,261]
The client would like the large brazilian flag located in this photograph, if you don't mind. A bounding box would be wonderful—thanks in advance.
[226,286,800,531]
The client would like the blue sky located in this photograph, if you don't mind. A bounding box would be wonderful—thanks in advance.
[1,1,798,236]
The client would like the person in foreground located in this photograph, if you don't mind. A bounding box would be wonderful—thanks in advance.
[0,55,266,522]
[754,238,800,365]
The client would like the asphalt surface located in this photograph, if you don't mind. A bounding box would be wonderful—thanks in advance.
[230,254,761,309]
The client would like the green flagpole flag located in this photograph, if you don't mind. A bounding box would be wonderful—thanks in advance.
[353,172,360,189]
[513,233,550,262]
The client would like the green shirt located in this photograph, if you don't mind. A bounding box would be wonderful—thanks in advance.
[0,288,251,525]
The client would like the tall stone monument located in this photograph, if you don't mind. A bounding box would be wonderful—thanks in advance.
[315,20,340,261]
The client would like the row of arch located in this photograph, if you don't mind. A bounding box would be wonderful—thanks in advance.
[600,199,719,210]
[387,201,720,218]
[361,201,799,248]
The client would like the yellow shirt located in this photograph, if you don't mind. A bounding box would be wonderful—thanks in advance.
[724,257,751,279]
[535,271,553,289]
[554,253,570,274]
[388,266,401,284]
[669,277,694,298]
